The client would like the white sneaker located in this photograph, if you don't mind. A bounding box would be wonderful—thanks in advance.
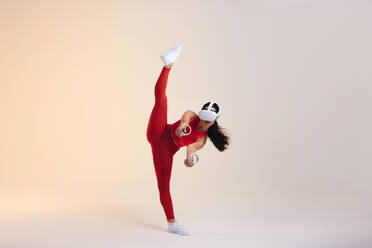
[167,221,190,236]
[160,45,183,66]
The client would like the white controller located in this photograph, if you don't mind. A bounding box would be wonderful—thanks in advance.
[188,152,199,165]
[179,123,192,136]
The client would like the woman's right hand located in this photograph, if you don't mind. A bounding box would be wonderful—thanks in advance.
[175,122,189,137]
[184,158,194,167]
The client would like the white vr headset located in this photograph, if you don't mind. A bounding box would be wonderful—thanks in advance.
[198,101,219,121]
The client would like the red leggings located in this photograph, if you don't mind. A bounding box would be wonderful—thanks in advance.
[146,66,180,220]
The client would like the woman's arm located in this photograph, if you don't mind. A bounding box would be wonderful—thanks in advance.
[181,110,198,124]
[186,136,207,160]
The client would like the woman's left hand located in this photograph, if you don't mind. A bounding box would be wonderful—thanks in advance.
[184,158,194,167]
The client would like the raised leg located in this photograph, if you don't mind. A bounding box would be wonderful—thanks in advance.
[146,66,171,144]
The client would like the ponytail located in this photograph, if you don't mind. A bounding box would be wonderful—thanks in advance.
[207,120,230,151]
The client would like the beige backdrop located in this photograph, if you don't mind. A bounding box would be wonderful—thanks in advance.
[1,0,371,247]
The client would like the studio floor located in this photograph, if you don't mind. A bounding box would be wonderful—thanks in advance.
[1,201,370,248]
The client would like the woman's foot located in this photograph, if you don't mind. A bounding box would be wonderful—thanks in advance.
[167,221,190,236]
[161,45,183,66]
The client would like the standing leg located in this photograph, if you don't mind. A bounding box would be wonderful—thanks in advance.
[151,145,175,221]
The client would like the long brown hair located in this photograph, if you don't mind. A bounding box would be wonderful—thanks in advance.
[202,102,231,151]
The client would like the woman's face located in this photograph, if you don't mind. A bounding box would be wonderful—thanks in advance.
[197,107,219,132]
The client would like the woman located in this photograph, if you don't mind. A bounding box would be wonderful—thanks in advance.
[146,45,230,236]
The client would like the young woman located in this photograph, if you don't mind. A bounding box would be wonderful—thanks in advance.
[146,45,230,236]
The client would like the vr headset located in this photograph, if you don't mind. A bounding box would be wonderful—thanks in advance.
[198,101,219,121]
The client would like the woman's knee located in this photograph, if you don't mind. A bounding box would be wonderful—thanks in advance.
[159,188,171,205]
[158,182,170,194]
[154,98,168,111]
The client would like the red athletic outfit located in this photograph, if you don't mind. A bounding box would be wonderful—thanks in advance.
[146,66,207,220]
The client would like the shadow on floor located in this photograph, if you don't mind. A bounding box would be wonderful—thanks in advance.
[101,209,165,232]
